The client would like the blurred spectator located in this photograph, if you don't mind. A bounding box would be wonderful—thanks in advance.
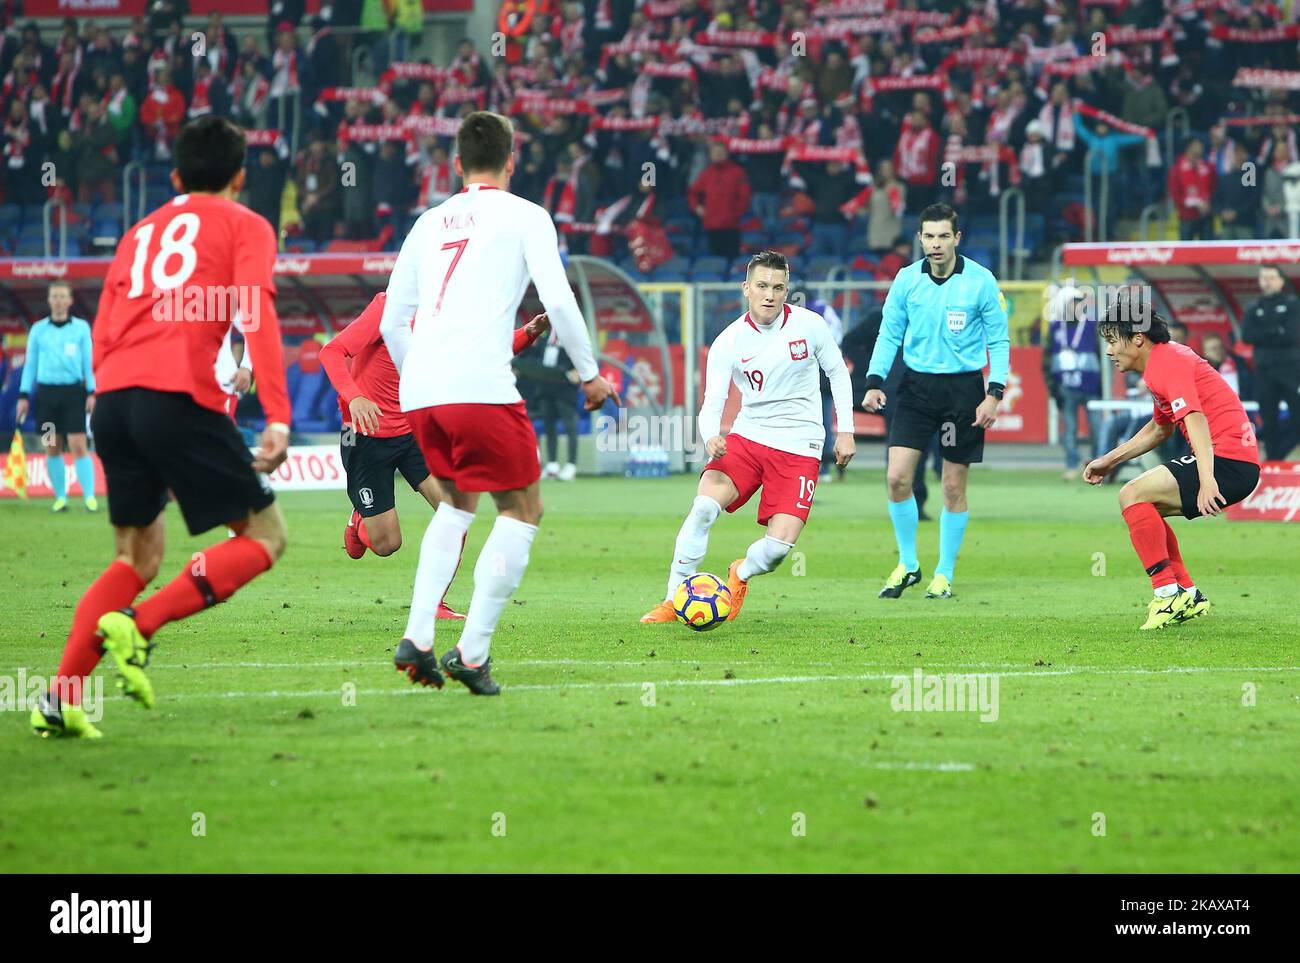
[1198,332,1250,400]
[186,59,230,121]
[50,52,88,122]
[1019,120,1052,215]
[688,139,750,258]
[104,73,137,147]
[2,99,41,205]
[73,99,118,204]
[244,143,289,236]
[1241,264,1300,460]
[807,160,857,259]
[1043,286,1102,480]
[866,159,905,254]
[268,0,306,51]
[148,1,190,43]
[269,22,305,138]
[305,15,340,96]
[1213,144,1259,240]
[297,138,341,243]
[515,328,580,482]
[894,111,938,214]
[231,58,270,130]
[1261,144,1300,239]
[1168,139,1216,241]
[743,122,784,230]
[874,235,913,281]
[372,138,416,223]
[514,138,550,206]
[415,142,456,211]
[201,12,238,82]
[48,129,80,199]
[1207,122,1237,179]
[139,67,185,161]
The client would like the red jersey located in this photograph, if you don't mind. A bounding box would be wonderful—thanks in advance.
[93,193,291,426]
[1144,341,1258,465]
[320,292,543,438]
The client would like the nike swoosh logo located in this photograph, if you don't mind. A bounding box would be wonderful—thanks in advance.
[740,355,756,363]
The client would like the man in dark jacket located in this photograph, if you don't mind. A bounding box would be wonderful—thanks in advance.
[1240,264,1300,460]
[1213,143,1261,240]
[514,327,580,481]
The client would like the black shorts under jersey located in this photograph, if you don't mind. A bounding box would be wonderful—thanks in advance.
[887,368,988,465]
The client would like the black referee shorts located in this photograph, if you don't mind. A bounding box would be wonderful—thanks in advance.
[33,383,89,436]
[91,388,276,535]
[1164,454,1260,519]
[887,368,988,465]
[339,430,430,517]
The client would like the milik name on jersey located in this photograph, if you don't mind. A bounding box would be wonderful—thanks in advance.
[443,212,476,230]
[150,284,264,330]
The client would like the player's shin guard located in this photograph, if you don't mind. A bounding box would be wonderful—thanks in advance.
[404,504,474,651]
[1122,503,1177,591]
[737,535,794,580]
[457,516,537,667]
[936,509,969,581]
[887,496,920,570]
[132,536,274,639]
[54,559,145,705]
[665,495,722,600]
[1162,520,1194,590]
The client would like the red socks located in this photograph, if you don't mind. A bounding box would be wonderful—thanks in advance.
[1163,520,1192,587]
[133,536,274,639]
[55,560,145,705]
[1122,503,1178,590]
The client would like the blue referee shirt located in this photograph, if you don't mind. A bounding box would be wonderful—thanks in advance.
[866,255,1010,389]
[18,316,95,399]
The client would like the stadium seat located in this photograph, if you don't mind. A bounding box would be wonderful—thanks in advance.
[649,256,689,281]
[805,256,840,279]
[741,231,766,250]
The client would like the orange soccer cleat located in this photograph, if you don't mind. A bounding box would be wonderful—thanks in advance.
[436,602,466,620]
[639,600,677,624]
[724,559,748,621]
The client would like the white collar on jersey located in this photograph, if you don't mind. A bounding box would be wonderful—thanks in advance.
[744,303,792,332]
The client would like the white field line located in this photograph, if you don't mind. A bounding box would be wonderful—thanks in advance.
[868,762,975,772]
[74,664,1299,704]
[92,659,1300,673]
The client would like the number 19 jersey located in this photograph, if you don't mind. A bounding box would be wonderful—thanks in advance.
[92,193,291,427]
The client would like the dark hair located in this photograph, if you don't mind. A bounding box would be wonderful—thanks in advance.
[1098,291,1170,344]
[1259,263,1284,276]
[918,202,959,234]
[456,111,514,174]
[746,250,789,277]
[175,116,246,192]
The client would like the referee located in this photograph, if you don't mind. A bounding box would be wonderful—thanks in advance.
[14,280,98,512]
[862,203,1010,599]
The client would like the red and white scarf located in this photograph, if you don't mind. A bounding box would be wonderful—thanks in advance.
[52,61,80,115]
[271,47,300,96]
[419,159,455,208]
[188,75,213,118]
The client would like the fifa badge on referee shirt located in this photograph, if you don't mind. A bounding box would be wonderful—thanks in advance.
[946,309,967,334]
[788,339,808,360]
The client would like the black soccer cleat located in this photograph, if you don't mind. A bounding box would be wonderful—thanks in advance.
[878,564,923,599]
[439,646,501,696]
[393,638,444,689]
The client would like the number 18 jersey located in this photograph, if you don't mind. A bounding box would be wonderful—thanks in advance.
[92,193,291,426]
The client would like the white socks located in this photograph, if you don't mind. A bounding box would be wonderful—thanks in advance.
[737,535,793,581]
[404,504,474,651]
[457,515,538,667]
[665,495,722,600]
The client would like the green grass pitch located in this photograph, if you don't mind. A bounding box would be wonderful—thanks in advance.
[2,468,1297,872]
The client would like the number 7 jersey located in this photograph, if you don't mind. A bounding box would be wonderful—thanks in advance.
[699,302,854,458]
[91,193,291,427]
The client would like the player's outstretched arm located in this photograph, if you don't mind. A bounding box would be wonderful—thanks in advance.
[1083,418,1173,484]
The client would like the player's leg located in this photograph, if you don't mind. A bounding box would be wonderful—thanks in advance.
[95,391,288,705]
[66,431,97,511]
[44,431,68,511]
[926,374,987,598]
[440,480,540,695]
[1117,462,1195,629]
[880,445,924,597]
[340,434,403,557]
[641,469,737,623]
[411,473,467,620]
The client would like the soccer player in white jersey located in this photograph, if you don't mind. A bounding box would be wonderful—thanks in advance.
[640,251,856,624]
[379,111,620,695]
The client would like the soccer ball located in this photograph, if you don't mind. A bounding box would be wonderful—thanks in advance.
[672,573,732,631]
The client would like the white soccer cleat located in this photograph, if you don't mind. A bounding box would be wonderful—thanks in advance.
[543,461,561,479]
[558,463,577,481]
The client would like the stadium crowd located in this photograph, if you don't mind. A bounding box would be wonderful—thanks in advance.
[0,1,1299,266]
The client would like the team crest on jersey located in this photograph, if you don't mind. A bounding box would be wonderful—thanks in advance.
[359,487,374,508]
[788,339,808,360]
[946,309,967,333]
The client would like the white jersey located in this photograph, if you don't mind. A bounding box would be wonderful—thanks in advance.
[699,302,854,458]
[378,183,600,410]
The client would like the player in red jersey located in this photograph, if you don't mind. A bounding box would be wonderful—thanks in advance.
[31,117,293,739]
[1084,299,1260,630]
[319,293,549,634]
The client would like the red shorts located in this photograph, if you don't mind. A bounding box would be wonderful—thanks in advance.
[406,401,540,492]
[702,433,821,526]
